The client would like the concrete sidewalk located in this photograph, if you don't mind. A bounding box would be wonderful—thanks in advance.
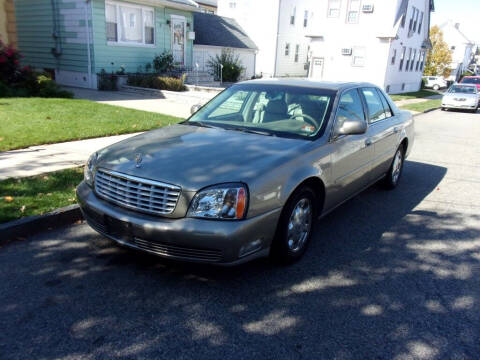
[67,87,215,118]
[0,133,140,180]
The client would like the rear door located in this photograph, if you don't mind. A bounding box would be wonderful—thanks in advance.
[360,87,402,180]
[325,88,374,210]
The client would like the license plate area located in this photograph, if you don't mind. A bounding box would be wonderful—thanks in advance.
[105,215,132,241]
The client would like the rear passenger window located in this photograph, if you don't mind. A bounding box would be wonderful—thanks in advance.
[337,89,365,124]
[376,89,393,118]
[361,88,386,123]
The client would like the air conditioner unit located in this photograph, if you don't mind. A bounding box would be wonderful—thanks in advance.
[341,48,352,55]
[362,4,374,13]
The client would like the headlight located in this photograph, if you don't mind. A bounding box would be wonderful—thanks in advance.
[84,152,98,186]
[187,183,248,220]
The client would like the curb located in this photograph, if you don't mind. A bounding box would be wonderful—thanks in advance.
[411,107,441,117]
[0,204,83,243]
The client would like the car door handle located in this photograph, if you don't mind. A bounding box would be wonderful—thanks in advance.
[393,126,402,133]
[365,138,373,147]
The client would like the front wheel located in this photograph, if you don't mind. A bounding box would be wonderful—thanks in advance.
[433,84,440,91]
[382,146,405,190]
[270,186,317,264]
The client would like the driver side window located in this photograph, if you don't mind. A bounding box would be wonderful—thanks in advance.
[336,89,366,127]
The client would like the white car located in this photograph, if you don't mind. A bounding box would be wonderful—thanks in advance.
[442,84,480,112]
[423,76,448,90]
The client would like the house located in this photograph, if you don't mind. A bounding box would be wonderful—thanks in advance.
[13,0,200,89]
[218,0,315,78]
[193,12,257,80]
[197,0,217,14]
[219,0,434,94]
[0,0,17,47]
[438,20,475,81]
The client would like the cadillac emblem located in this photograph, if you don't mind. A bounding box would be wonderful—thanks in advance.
[134,153,143,168]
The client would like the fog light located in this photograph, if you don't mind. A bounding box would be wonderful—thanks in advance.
[239,239,262,258]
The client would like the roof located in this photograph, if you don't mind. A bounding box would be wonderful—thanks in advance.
[166,0,199,8]
[196,0,217,6]
[237,78,376,91]
[193,13,257,50]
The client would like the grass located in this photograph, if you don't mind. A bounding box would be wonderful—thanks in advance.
[0,167,84,224]
[399,99,442,113]
[0,98,182,151]
[389,89,439,101]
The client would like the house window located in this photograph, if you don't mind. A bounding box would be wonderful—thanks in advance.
[391,49,397,65]
[408,7,416,33]
[285,43,290,56]
[410,49,416,71]
[352,47,365,66]
[415,50,421,71]
[229,2,236,8]
[290,6,296,25]
[346,0,360,23]
[412,8,419,32]
[405,48,412,71]
[328,0,341,18]
[400,13,406,28]
[399,46,406,71]
[105,1,155,46]
[418,11,424,34]
[304,10,308,27]
[294,44,300,62]
[420,51,425,70]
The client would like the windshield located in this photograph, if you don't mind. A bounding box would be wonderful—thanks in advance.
[186,84,336,139]
[461,77,480,85]
[449,85,477,94]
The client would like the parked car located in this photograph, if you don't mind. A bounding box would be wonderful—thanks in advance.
[441,83,480,112]
[460,76,480,91]
[77,80,414,265]
[423,76,448,90]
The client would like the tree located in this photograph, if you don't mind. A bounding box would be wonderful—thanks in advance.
[424,25,453,77]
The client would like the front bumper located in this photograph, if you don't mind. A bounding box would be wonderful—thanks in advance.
[442,101,478,109]
[76,182,282,265]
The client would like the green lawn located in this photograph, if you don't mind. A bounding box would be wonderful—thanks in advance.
[399,99,442,113]
[390,90,439,101]
[0,167,84,224]
[0,98,182,151]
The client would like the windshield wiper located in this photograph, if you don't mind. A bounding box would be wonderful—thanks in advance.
[225,126,275,137]
[182,120,219,129]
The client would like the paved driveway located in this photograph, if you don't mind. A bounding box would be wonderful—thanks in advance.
[1,110,479,360]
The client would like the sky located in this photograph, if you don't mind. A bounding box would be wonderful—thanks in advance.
[431,0,480,43]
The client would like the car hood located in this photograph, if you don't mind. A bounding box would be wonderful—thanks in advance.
[95,124,309,191]
[443,93,478,100]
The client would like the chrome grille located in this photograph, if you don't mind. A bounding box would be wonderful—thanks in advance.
[133,238,222,262]
[94,169,181,216]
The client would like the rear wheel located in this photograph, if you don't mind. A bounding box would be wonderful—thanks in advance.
[382,146,405,190]
[433,84,440,91]
[270,186,317,264]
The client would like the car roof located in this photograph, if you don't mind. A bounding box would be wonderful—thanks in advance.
[237,78,377,91]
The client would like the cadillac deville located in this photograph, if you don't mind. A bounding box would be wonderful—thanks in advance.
[77,79,414,265]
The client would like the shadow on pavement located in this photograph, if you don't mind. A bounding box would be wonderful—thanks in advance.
[1,160,480,359]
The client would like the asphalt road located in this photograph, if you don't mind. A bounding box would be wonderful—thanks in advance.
[1,109,480,360]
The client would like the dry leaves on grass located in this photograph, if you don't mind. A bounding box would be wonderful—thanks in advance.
[4,196,14,202]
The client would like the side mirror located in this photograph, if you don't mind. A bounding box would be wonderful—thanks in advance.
[190,104,202,114]
[335,118,367,136]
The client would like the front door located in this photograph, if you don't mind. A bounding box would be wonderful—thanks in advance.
[311,57,324,79]
[171,16,186,65]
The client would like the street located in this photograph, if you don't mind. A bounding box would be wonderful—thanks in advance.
[1,109,480,360]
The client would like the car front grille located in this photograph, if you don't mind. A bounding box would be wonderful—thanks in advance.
[133,238,223,262]
[94,169,181,216]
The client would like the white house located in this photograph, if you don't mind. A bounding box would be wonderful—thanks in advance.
[219,0,434,93]
[307,0,435,93]
[192,12,257,80]
[438,20,475,81]
[218,0,316,77]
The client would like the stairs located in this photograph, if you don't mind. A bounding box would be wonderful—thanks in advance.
[184,71,219,86]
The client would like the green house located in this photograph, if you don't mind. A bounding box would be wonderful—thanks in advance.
[14,0,199,88]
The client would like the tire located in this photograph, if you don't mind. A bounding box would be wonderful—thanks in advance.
[441,107,446,111]
[433,84,440,91]
[382,146,405,190]
[270,186,317,264]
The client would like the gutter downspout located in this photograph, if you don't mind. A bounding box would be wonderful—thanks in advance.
[84,0,93,88]
[273,0,281,77]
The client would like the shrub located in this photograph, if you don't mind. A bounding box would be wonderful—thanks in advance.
[97,69,118,91]
[207,49,245,82]
[127,74,186,91]
[153,52,175,73]
[0,41,23,84]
